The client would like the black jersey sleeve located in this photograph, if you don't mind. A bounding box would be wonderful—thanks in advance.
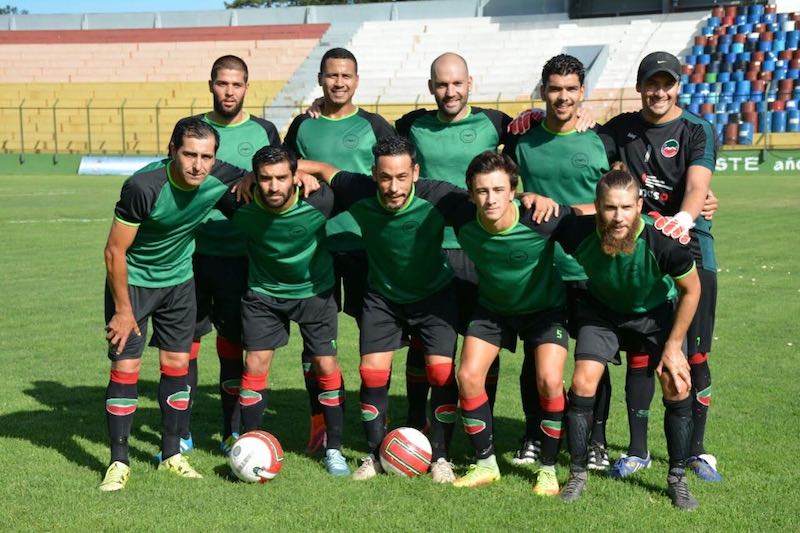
[449,201,477,234]
[644,225,696,278]
[329,171,376,210]
[252,116,282,147]
[502,132,521,162]
[213,187,246,219]
[593,122,619,164]
[360,109,395,140]
[519,205,573,239]
[305,181,338,219]
[114,173,161,225]
[283,114,310,157]
[476,107,513,146]
[395,109,428,138]
[551,214,596,255]
[416,179,470,223]
[687,119,717,171]
[210,160,246,186]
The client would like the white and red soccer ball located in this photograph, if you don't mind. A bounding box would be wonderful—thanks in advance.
[228,430,284,483]
[379,427,432,477]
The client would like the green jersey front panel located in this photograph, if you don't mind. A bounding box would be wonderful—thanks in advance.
[396,105,511,249]
[114,159,244,288]
[329,171,468,304]
[222,183,336,299]
[453,201,566,315]
[193,113,281,257]
[505,125,612,282]
[284,108,394,251]
[555,215,696,314]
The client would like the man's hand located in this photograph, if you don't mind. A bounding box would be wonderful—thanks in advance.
[305,97,325,119]
[649,210,693,245]
[507,108,545,135]
[232,172,255,203]
[574,108,597,132]
[701,189,718,220]
[519,193,559,223]
[297,170,320,197]
[656,341,692,395]
[105,311,140,355]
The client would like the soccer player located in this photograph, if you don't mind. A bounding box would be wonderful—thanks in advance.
[284,47,393,453]
[504,54,614,470]
[218,146,349,476]
[597,52,720,481]
[555,163,701,510]
[296,136,466,483]
[449,151,571,494]
[100,118,245,491]
[394,52,511,430]
[177,55,280,457]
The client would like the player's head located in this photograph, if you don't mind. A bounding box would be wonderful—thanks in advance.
[168,117,220,188]
[540,54,585,126]
[428,52,472,120]
[636,51,681,123]
[594,161,643,256]
[209,55,249,120]
[371,135,420,211]
[251,146,299,211]
[465,151,519,224]
[318,48,359,108]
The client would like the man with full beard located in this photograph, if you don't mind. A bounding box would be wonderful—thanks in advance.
[174,55,281,458]
[552,163,701,510]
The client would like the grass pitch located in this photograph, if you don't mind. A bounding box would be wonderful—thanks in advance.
[0,172,798,531]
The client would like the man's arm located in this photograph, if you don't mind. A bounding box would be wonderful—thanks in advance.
[656,268,701,395]
[104,220,140,355]
[681,165,713,221]
[297,159,341,183]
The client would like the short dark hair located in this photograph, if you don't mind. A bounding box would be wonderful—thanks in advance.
[465,151,519,190]
[211,55,249,83]
[595,161,641,199]
[320,47,358,74]
[252,145,297,175]
[169,117,219,153]
[372,135,416,166]
[541,54,585,87]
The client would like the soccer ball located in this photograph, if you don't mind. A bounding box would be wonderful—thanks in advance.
[379,427,432,477]
[228,430,284,483]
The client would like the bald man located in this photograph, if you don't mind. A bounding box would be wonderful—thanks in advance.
[395,53,512,454]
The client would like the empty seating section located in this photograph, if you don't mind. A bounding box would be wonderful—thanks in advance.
[681,4,800,145]
[0,24,326,154]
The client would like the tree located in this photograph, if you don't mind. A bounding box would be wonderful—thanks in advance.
[0,4,29,14]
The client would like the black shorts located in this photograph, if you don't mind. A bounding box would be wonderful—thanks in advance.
[360,284,458,357]
[466,303,569,353]
[104,279,196,361]
[573,294,676,368]
[444,248,479,333]
[332,250,368,319]
[687,268,716,354]
[241,289,338,356]
[193,253,248,341]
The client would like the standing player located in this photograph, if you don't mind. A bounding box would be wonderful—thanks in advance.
[450,151,571,494]
[100,118,245,491]
[297,136,466,483]
[178,55,280,457]
[284,47,394,454]
[219,146,349,476]
[504,54,614,470]
[597,52,720,481]
[555,163,701,510]
[394,52,511,430]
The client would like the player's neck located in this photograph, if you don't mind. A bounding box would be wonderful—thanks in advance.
[641,105,682,125]
[258,187,299,214]
[323,101,357,119]
[207,110,247,126]
[437,105,470,123]
[479,202,517,234]
[543,115,577,133]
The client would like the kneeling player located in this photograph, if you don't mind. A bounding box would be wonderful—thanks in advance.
[222,146,349,476]
[451,152,570,493]
[555,163,701,510]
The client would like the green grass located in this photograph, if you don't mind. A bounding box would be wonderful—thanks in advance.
[0,173,798,531]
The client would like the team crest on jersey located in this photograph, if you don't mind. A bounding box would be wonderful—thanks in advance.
[660,139,679,158]
[290,225,307,238]
[238,142,255,157]
[342,133,359,149]
[571,152,589,168]
[402,220,420,233]
[508,249,529,264]
[459,128,477,144]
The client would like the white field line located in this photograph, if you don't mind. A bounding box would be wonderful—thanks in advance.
[5,218,108,224]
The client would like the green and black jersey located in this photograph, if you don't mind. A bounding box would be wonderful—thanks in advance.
[192,113,280,257]
[395,105,511,249]
[329,171,467,304]
[452,201,566,315]
[554,215,696,314]
[504,124,611,282]
[114,159,244,288]
[284,108,394,252]
[218,183,337,299]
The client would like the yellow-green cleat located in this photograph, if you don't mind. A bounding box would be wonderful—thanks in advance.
[532,467,560,496]
[453,462,501,488]
[158,454,203,479]
[99,461,130,492]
